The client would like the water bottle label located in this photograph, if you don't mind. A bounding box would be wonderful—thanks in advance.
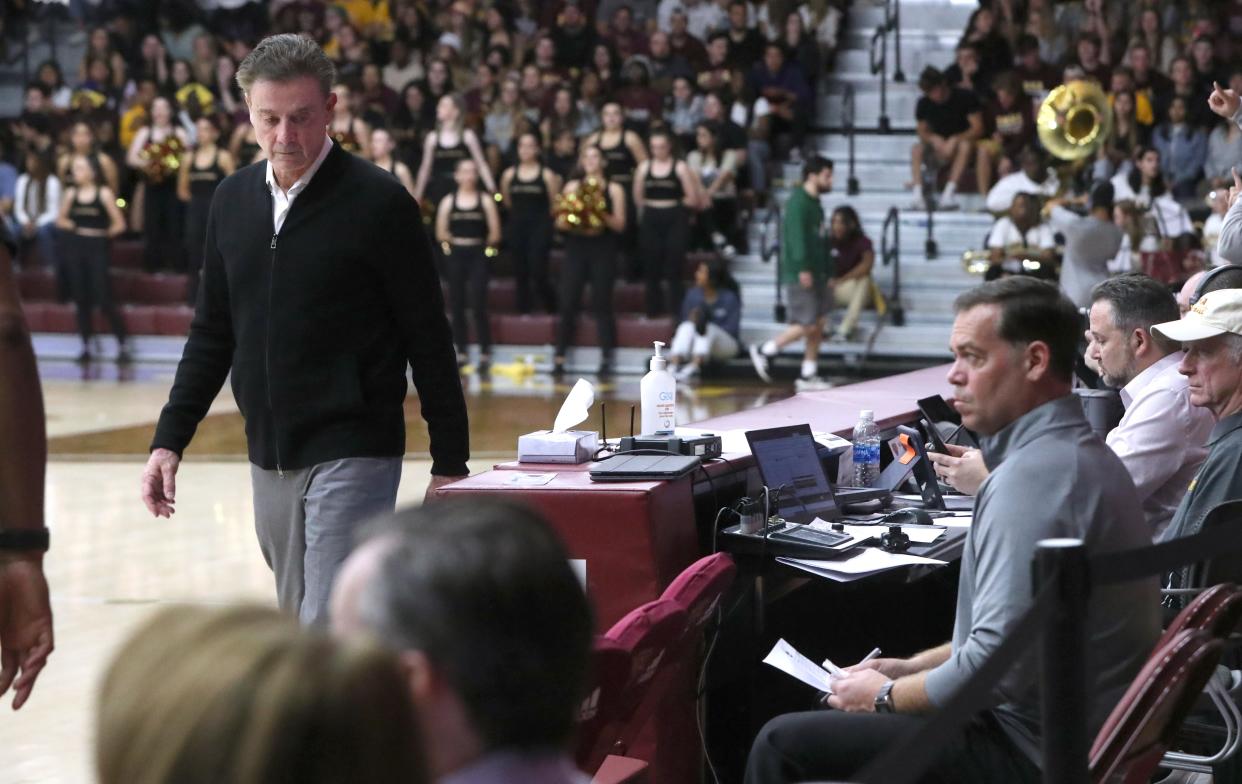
[853,443,880,465]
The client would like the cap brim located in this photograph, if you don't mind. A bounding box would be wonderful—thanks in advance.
[1152,319,1228,343]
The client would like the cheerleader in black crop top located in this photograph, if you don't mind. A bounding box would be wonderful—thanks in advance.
[635,132,701,317]
[179,118,236,304]
[436,158,502,371]
[500,132,562,314]
[586,103,647,277]
[415,96,498,220]
[126,96,188,273]
[553,145,628,377]
[57,155,130,362]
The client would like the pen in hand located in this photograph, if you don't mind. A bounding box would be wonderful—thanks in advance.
[824,647,882,675]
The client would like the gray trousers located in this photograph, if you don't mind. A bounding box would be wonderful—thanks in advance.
[250,457,402,625]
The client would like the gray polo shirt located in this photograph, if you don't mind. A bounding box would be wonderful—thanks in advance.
[1051,206,1124,309]
[924,395,1160,764]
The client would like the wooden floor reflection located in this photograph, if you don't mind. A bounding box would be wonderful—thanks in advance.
[8,362,793,783]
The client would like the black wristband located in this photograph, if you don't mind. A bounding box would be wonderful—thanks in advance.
[0,528,50,553]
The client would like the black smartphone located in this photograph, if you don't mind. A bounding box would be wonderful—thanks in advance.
[917,395,978,448]
[917,395,961,426]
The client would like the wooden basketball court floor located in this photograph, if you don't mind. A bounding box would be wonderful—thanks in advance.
[2,360,792,784]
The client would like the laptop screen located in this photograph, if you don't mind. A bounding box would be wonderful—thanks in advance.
[746,425,840,524]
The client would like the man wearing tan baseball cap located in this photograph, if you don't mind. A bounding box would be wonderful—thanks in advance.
[1151,289,1242,601]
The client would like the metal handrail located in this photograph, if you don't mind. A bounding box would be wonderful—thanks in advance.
[868,25,890,134]
[843,83,859,195]
[759,203,785,322]
[888,0,905,83]
[880,206,904,326]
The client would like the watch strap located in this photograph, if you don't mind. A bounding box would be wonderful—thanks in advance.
[875,680,896,714]
[0,528,50,552]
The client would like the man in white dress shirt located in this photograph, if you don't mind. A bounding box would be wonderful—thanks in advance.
[1085,274,1215,535]
[931,273,1214,537]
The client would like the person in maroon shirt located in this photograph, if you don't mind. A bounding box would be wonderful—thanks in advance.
[603,5,648,60]
[668,8,708,72]
[827,205,875,342]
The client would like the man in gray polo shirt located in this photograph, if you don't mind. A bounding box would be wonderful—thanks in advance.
[745,278,1159,784]
[1049,181,1124,309]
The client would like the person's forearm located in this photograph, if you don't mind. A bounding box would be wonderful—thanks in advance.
[0,260,46,535]
[904,642,952,674]
[891,671,934,714]
[1217,190,1242,264]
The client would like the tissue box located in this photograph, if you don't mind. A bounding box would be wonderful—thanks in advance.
[518,430,599,464]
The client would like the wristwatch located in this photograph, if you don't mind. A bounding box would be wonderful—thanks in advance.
[0,528,50,553]
[874,680,897,714]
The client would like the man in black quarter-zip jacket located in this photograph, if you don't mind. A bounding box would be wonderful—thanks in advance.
[139,34,469,625]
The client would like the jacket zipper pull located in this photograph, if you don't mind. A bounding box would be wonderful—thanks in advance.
[270,234,278,250]
[277,465,285,479]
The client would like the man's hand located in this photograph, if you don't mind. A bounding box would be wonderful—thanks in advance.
[0,557,53,710]
[825,668,887,712]
[927,444,988,496]
[1209,81,1241,121]
[799,271,813,289]
[141,448,181,517]
[424,473,466,503]
[843,656,910,678]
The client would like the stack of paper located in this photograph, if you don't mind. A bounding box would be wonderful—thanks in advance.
[762,639,835,693]
[777,549,947,583]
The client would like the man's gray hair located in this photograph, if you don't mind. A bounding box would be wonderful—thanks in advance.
[236,34,336,97]
[1227,332,1242,363]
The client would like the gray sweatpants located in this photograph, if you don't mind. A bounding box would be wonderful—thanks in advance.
[250,457,402,626]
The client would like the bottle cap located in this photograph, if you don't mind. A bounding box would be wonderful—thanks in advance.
[860,409,874,420]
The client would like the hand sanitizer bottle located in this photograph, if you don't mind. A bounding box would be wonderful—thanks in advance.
[641,341,677,434]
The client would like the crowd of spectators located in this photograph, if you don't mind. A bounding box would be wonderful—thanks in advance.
[912,0,1242,222]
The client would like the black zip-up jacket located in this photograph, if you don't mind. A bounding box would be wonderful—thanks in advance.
[151,142,469,475]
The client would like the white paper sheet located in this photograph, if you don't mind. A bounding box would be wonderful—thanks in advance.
[777,549,947,583]
[762,639,834,693]
[501,472,558,487]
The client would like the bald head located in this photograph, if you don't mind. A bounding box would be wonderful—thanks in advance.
[1179,271,1206,317]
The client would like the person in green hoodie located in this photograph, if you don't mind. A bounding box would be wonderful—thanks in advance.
[749,156,834,386]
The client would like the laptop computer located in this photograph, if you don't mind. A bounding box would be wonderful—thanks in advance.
[589,453,700,482]
[745,425,919,523]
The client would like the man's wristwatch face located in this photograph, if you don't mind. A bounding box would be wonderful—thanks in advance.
[875,680,896,714]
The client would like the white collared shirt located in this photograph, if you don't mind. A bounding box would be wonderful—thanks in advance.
[265,134,333,234]
[1107,351,1216,537]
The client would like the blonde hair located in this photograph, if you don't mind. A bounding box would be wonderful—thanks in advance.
[97,605,426,784]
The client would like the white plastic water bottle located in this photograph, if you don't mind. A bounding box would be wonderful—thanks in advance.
[852,409,881,487]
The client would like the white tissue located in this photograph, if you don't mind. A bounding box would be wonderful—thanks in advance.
[553,378,596,433]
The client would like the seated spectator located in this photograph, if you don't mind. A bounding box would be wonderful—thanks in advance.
[1013,34,1058,105]
[748,42,811,156]
[382,35,424,94]
[747,277,1159,784]
[911,66,983,210]
[1151,96,1207,201]
[702,91,748,175]
[13,150,61,271]
[780,11,821,80]
[1108,69,1153,130]
[1095,89,1147,182]
[1190,35,1225,97]
[552,2,597,70]
[1132,7,1178,74]
[484,78,530,173]
[1156,57,1213,130]
[1125,41,1171,110]
[985,191,1055,274]
[827,205,875,342]
[1152,286,1242,598]
[589,41,623,95]
[1111,147,1195,244]
[724,0,764,70]
[330,499,593,784]
[985,147,1059,215]
[666,76,704,150]
[615,60,664,135]
[602,5,649,61]
[942,42,987,99]
[1069,32,1111,87]
[0,138,19,236]
[1047,181,1124,309]
[699,33,734,97]
[668,257,742,380]
[98,605,427,784]
[687,121,742,252]
[667,8,709,72]
[959,5,1012,90]
[647,31,695,95]
[977,72,1036,195]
